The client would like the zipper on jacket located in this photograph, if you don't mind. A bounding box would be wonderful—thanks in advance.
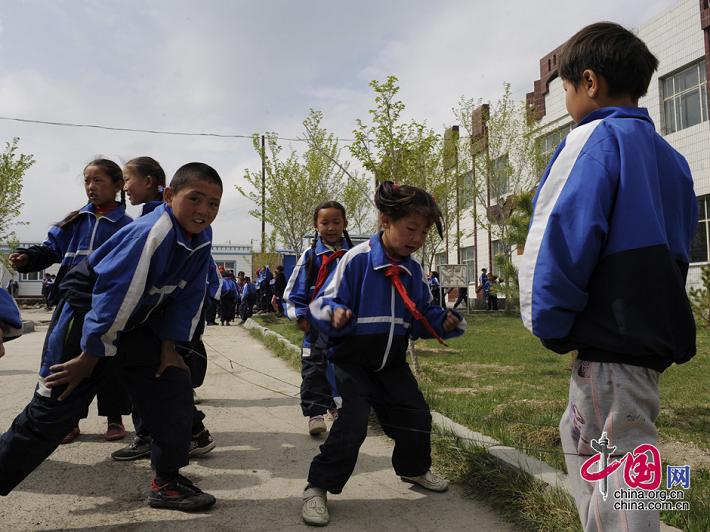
[376,285,396,371]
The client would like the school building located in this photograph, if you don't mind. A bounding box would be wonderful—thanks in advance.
[443,0,710,293]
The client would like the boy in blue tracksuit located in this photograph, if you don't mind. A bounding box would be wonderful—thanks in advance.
[0,289,22,359]
[301,182,466,527]
[0,162,223,512]
[110,156,215,463]
[519,23,697,532]
[284,200,353,436]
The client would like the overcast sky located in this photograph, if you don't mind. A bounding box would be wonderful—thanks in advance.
[0,0,675,245]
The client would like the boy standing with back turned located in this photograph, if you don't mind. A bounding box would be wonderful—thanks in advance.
[519,22,697,531]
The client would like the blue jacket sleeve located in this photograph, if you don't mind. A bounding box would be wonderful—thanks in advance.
[158,251,210,343]
[519,150,617,343]
[283,249,312,320]
[308,253,359,337]
[14,225,67,273]
[207,259,222,300]
[81,233,155,357]
[0,289,22,342]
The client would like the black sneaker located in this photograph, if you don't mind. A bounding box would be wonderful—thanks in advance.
[111,436,152,461]
[148,474,216,512]
[189,429,216,457]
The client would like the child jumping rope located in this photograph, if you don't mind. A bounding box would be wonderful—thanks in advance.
[9,158,133,443]
[284,201,353,436]
[0,162,222,511]
[302,182,466,526]
[111,156,216,462]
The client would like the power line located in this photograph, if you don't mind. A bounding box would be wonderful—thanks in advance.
[0,115,357,143]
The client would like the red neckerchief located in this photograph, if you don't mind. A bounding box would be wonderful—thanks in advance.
[384,264,448,346]
[311,250,345,301]
[94,203,119,216]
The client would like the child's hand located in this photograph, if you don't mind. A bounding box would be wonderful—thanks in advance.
[156,340,189,378]
[442,311,460,333]
[8,253,28,270]
[331,307,353,329]
[46,352,100,401]
[296,317,311,333]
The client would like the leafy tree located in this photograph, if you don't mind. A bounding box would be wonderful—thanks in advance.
[0,137,35,251]
[350,76,457,271]
[453,84,546,307]
[689,264,710,327]
[237,110,346,254]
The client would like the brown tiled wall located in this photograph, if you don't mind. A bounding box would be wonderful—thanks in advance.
[526,44,566,120]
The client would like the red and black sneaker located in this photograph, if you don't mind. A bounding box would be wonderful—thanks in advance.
[148,474,216,512]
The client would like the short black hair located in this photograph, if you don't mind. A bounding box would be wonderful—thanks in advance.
[170,162,223,194]
[559,22,658,99]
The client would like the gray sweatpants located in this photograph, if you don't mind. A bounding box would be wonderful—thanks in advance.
[560,359,661,532]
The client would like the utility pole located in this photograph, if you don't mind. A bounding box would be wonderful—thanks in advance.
[261,134,266,253]
[453,125,461,264]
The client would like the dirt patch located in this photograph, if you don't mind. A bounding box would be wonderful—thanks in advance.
[657,438,710,470]
[416,346,460,354]
[439,386,500,395]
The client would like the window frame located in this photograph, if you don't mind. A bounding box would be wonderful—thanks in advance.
[660,59,708,135]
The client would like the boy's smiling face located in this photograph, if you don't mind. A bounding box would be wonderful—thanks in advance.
[164,180,222,234]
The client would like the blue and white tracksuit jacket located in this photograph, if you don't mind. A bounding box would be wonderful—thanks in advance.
[207,260,223,300]
[221,278,237,297]
[309,233,466,371]
[15,203,132,302]
[37,203,212,394]
[0,289,22,343]
[284,237,351,353]
[519,107,697,372]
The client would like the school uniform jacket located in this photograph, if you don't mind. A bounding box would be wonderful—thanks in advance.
[519,107,697,372]
[0,289,22,342]
[283,237,351,349]
[220,278,237,298]
[15,203,132,303]
[309,233,466,371]
[207,260,223,300]
[39,204,211,387]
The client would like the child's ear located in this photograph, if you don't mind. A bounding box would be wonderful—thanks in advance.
[582,69,600,98]
[163,187,174,206]
[379,213,390,229]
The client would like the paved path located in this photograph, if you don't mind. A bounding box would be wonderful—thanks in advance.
[0,318,516,531]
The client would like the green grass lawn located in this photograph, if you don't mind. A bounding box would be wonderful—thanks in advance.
[253,312,709,531]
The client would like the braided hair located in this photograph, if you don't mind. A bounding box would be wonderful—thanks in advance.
[125,156,166,201]
[57,158,125,228]
[305,200,352,291]
[374,180,443,238]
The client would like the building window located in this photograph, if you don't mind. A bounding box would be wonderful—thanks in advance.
[20,271,43,281]
[461,169,474,209]
[491,239,511,262]
[214,260,237,273]
[538,123,573,164]
[661,60,708,134]
[434,252,447,272]
[460,245,475,283]
[490,154,510,199]
[691,195,709,263]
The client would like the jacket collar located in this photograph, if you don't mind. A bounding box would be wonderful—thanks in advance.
[369,232,413,276]
[140,200,164,217]
[315,236,351,256]
[577,106,654,128]
[158,204,212,252]
[80,202,128,223]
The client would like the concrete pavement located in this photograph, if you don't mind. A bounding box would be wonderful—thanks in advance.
[0,317,516,531]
